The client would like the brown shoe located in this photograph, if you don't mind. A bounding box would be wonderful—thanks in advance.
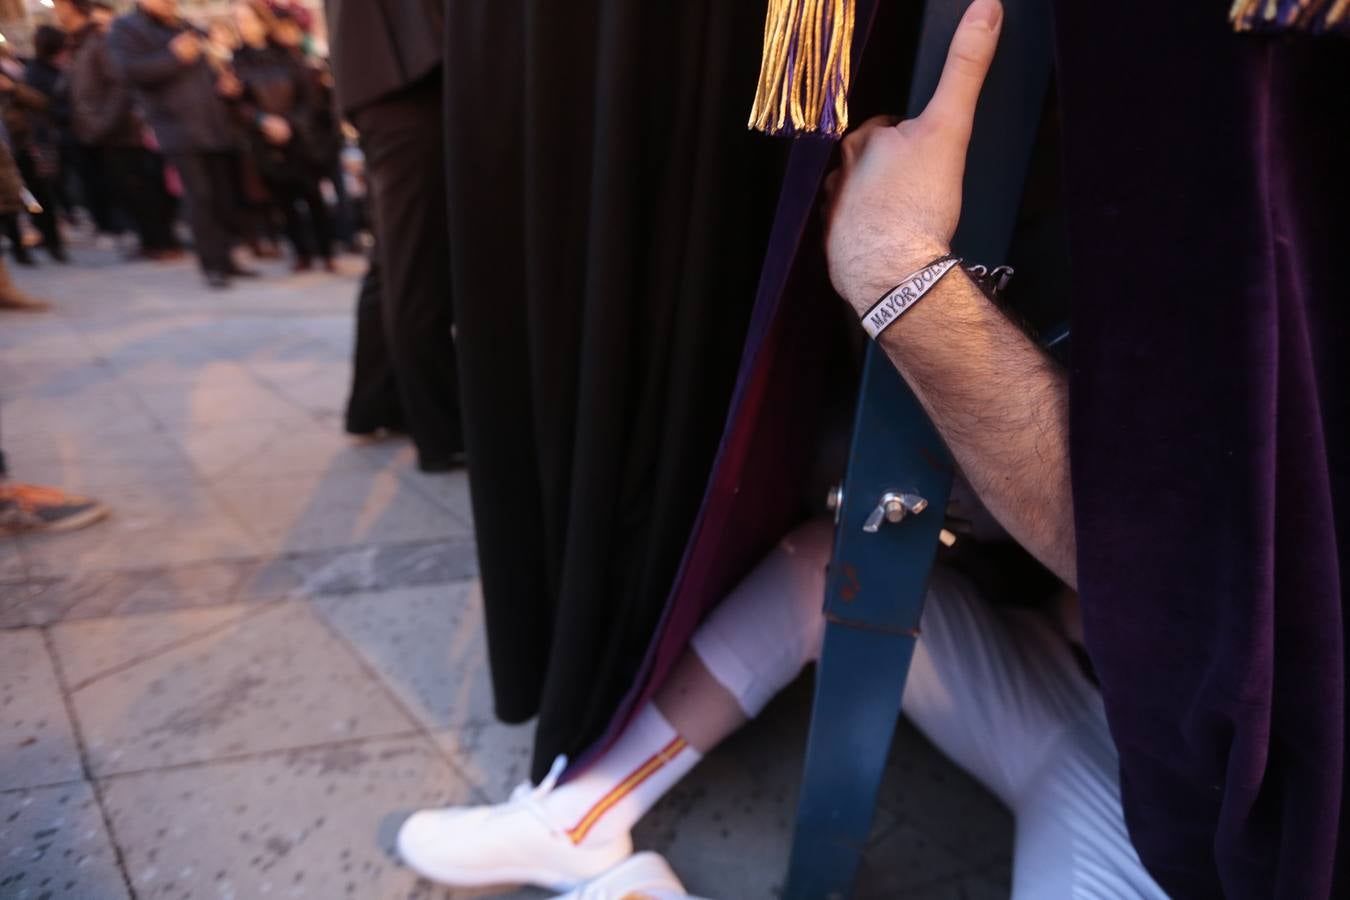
[0,482,110,537]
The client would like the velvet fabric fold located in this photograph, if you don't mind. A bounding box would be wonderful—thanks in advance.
[1053,4,1349,895]
[443,0,787,779]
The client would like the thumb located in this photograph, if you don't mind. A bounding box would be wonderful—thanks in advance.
[917,0,1003,138]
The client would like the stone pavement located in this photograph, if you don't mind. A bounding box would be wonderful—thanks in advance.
[0,245,1012,899]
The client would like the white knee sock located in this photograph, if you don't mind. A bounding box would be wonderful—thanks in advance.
[690,518,833,716]
[544,705,702,846]
[543,519,832,847]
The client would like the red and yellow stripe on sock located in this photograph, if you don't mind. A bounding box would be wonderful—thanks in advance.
[565,736,688,845]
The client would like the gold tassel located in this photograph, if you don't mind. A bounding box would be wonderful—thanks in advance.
[749,0,857,136]
[1230,0,1348,31]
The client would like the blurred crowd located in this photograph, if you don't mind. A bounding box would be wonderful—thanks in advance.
[0,0,365,301]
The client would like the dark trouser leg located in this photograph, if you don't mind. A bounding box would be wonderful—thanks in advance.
[1,215,29,263]
[355,74,463,467]
[72,143,120,234]
[298,177,334,261]
[171,152,232,274]
[104,147,171,252]
[15,153,64,255]
[268,178,311,264]
[329,160,354,247]
[140,151,181,251]
[344,256,406,434]
[210,152,245,244]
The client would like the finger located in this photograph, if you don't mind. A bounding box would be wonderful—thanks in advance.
[918,0,1003,138]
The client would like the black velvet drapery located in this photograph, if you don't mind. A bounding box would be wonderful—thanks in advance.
[442,2,786,778]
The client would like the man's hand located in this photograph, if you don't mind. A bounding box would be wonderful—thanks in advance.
[818,0,1077,587]
[259,114,293,145]
[0,74,13,93]
[824,0,1003,313]
[169,32,203,65]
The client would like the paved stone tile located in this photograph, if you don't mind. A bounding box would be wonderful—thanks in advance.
[0,357,120,396]
[0,630,82,791]
[0,580,58,626]
[290,540,478,597]
[3,383,161,441]
[51,604,254,689]
[99,736,544,900]
[353,442,474,525]
[70,602,417,776]
[77,316,226,366]
[0,556,297,629]
[312,583,534,802]
[1,423,188,469]
[251,363,354,417]
[134,380,309,429]
[0,539,26,582]
[118,363,260,398]
[213,469,471,555]
[168,418,380,483]
[4,450,199,498]
[0,316,81,352]
[399,468,475,528]
[876,719,1013,870]
[0,325,97,365]
[20,478,263,576]
[279,314,356,349]
[0,780,130,900]
[0,423,196,497]
[212,325,350,368]
[108,357,255,389]
[854,821,1008,899]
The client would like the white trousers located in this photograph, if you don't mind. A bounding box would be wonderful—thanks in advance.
[692,521,1169,900]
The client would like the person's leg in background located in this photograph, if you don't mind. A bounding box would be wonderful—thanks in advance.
[69,143,122,239]
[296,176,335,270]
[170,152,233,285]
[328,156,356,252]
[1,214,34,266]
[344,255,406,435]
[140,149,182,254]
[206,151,253,276]
[268,177,313,271]
[14,149,67,263]
[104,147,168,257]
[353,72,463,471]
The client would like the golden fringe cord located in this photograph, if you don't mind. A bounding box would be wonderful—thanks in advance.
[1230,0,1347,30]
[749,0,856,136]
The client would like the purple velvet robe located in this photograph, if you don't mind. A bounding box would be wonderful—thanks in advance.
[1054,4,1349,897]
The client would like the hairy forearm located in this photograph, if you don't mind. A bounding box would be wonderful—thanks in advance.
[872,270,1076,586]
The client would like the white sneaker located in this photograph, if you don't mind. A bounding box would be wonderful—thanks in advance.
[552,852,693,899]
[397,757,633,891]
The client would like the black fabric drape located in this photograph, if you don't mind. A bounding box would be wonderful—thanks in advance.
[444,2,786,777]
